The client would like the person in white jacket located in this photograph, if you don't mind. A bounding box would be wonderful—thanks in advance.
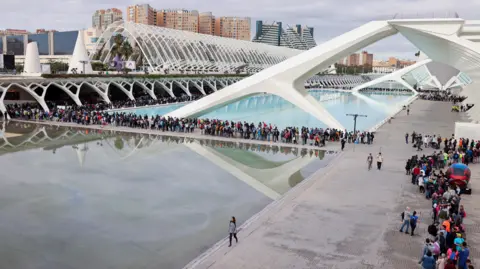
[228,216,238,247]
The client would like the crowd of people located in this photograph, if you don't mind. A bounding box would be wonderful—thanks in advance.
[401,132,477,269]
[4,102,376,149]
[419,91,467,103]
[105,94,202,109]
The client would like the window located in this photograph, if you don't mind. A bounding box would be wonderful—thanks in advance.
[53,31,78,55]
[28,33,49,55]
[6,35,24,55]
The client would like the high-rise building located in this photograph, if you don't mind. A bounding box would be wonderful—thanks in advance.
[155,9,199,33]
[252,21,316,50]
[214,17,250,40]
[199,12,215,35]
[92,8,123,30]
[358,50,373,66]
[127,4,155,25]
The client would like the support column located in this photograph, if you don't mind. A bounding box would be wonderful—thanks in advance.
[204,80,217,92]
[88,81,111,103]
[190,80,206,95]
[0,87,10,120]
[155,81,176,98]
[53,82,82,106]
[173,80,191,96]
[111,81,134,100]
[135,81,157,100]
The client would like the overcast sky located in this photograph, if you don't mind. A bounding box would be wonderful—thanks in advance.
[2,0,479,60]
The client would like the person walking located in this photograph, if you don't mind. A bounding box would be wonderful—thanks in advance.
[410,211,418,236]
[367,153,373,170]
[341,137,346,151]
[228,216,238,247]
[376,152,383,170]
[405,132,409,144]
[399,206,411,234]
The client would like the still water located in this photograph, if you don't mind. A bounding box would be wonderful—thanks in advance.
[128,90,412,131]
[0,122,335,269]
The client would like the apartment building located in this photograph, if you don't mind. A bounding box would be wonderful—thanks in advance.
[214,17,250,40]
[127,4,156,25]
[156,9,199,32]
[92,8,123,30]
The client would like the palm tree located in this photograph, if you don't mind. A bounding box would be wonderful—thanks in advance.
[120,41,133,61]
[110,34,124,58]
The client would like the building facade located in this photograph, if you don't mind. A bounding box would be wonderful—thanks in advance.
[125,5,250,40]
[214,17,251,40]
[155,9,199,33]
[252,21,316,50]
[127,4,155,25]
[337,51,374,67]
[92,8,123,30]
[199,12,215,35]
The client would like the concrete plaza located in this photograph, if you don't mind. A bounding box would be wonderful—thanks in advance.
[184,100,480,269]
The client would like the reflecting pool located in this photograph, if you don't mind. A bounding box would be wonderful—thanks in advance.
[0,122,335,269]
[128,90,413,131]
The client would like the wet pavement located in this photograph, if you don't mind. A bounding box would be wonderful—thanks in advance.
[185,100,480,269]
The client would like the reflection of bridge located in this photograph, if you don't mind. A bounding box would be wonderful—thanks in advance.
[1,123,330,200]
[185,140,320,200]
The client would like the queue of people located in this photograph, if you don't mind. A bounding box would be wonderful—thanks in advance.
[402,133,477,269]
[4,102,376,149]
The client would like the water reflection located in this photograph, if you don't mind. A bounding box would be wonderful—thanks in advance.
[0,121,335,269]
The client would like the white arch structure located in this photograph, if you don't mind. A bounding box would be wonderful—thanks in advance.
[167,18,480,130]
[351,59,432,111]
[93,21,301,74]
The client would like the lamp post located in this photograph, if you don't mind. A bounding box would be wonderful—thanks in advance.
[346,113,367,134]
[79,60,88,74]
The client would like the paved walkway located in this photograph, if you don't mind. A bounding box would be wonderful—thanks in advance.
[8,119,341,152]
[183,100,479,269]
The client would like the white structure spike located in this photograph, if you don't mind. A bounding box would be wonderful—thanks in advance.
[23,42,42,75]
[68,30,93,74]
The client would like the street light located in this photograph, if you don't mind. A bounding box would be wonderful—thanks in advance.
[79,60,89,74]
[346,113,367,134]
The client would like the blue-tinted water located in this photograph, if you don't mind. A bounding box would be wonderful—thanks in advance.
[125,90,412,131]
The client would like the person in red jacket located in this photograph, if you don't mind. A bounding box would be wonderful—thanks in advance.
[412,165,421,185]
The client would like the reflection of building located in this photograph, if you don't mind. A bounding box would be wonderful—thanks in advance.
[92,8,123,30]
[252,21,316,50]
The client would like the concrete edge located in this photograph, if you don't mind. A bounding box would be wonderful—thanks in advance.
[181,151,345,269]
[7,119,341,152]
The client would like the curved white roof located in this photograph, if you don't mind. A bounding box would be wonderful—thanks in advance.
[93,21,301,74]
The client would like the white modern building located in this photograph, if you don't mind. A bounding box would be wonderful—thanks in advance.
[166,17,480,129]
[94,21,301,74]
